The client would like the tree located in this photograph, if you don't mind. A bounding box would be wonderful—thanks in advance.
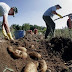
[22,23,30,31]
[10,23,46,34]
[10,24,22,30]
[15,25,22,30]
[30,25,35,31]
[11,24,17,29]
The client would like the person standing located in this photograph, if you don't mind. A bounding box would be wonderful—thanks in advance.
[0,2,18,40]
[43,4,63,39]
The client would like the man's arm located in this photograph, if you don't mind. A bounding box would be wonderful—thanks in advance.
[52,11,63,18]
[2,15,10,33]
[2,15,14,40]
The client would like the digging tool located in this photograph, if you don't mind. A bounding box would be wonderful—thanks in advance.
[54,13,72,21]
[54,13,72,38]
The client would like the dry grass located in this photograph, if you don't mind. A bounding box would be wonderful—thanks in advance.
[55,28,72,39]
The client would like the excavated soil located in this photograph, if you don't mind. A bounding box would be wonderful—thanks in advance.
[0,34,72,72]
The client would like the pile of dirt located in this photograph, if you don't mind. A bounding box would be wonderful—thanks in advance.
[0,34,72,72]
[49,37,72,61]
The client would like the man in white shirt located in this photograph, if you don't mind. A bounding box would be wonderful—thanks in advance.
[43,5,63,39]
[0,2,18,40]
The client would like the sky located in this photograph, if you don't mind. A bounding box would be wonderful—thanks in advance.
[0,0,72,29]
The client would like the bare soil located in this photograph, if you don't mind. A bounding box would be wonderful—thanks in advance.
[0,34,72,72]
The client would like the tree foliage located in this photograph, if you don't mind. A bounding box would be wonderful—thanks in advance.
[10,23,46,34]
[22,23,30,30]
[11,24,22,30]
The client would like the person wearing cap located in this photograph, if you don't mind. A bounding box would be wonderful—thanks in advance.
[0,2,18,40]
[43,4,63,39]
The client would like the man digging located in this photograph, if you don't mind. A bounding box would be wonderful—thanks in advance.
[43,4,63,39]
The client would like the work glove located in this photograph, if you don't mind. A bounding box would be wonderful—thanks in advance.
[7,32,14,40]
[2,29,9,40]
[59,15,63,18]
[57,14,63,18]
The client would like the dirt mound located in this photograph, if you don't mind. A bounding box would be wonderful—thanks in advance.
[49,37,72,61]
[0,34,72,72]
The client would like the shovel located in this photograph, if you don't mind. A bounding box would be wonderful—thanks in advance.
[54,13,72,21]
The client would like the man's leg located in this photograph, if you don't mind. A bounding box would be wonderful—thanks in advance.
[45,24,51,39]
[43,16,52,39]
[49,18,55,37]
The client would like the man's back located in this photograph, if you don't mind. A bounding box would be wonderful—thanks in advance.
[0,2,10,16]
[43,6,56,17]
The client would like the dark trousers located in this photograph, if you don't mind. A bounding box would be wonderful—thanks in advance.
[43,16,55,38]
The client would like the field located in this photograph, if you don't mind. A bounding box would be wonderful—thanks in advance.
[0,28,72,72]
